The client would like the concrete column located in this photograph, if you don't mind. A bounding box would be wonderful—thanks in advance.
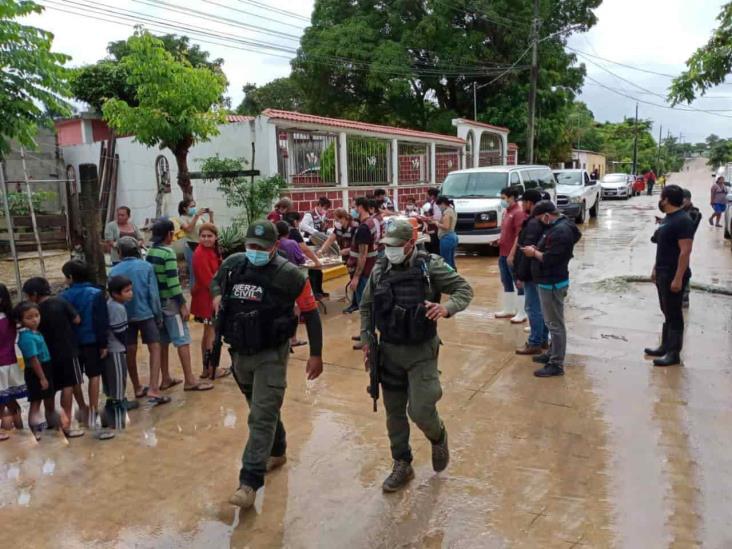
[430,142,437,185]
[500,133,509,165]
[391,138,399,209]
[338,132,348,208]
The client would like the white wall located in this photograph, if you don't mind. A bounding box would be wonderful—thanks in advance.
[61,121,263,228]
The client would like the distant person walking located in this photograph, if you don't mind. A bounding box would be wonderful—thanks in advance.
[709,177,727,227]
[435,196,458,270]
[645,169,657,196]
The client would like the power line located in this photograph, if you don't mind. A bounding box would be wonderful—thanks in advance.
[567,46,678,78]
[431,0,532,30]
[199,0,306,30]
[234,0,310,23]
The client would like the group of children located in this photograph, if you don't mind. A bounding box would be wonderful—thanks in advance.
[0,268,132,441]
[0,217,225,442]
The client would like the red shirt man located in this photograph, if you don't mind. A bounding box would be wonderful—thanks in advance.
[498,193,526,257]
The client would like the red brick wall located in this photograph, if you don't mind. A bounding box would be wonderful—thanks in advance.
[395,185,436,208]
[507,150,517,165]
[398,154,427,183]
[284,189,343,213]
[436,152,460,183]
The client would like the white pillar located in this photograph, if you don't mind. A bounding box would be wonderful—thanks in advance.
[474,130,482,167]
[461,146,467,170]
[500,132,509,165]
[391,138,399,209]
[430,142,437,185]
[338,132,348,207]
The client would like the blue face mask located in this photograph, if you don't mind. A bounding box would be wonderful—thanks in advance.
[351,208,359,219]
[500,199,509,209]
[246,249,271,266]
[188,207,197,216]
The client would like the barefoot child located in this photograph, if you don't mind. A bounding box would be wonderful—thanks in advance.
[61,260,110,434]
[23,277,86,436]
[14,302,79,439]
[0,284,26,440]
[103,276,133,429]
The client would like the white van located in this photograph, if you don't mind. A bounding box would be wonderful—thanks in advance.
[439,165,557,245]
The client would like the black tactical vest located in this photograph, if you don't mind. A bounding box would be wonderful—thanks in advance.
[373,254,437,344]
[222,257,299,355]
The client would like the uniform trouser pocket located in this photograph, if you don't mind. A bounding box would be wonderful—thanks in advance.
[406,357,443,444]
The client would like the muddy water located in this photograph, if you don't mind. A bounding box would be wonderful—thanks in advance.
[2,159,731,548]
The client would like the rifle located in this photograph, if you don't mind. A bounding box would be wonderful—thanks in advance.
[365,301,381,412]
[209,308,224,380]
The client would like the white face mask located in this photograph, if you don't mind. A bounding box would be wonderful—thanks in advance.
[385,246,407,264]
[334,221,342,230]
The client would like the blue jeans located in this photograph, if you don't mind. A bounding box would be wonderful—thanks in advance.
[498,256,524,295]
[184,242,195,289]
[355,276,368,306]
[523,282,549,347]
[439,232,458,270]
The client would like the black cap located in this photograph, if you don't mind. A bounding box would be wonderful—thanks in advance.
[533,200,558,216]
[682,188,692,199]
[245,220,278,248]
[151,218,175,244]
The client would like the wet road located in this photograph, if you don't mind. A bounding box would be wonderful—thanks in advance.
[2,159,731,548]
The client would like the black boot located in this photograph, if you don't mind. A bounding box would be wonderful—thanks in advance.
[644,323,668,357]
[653,329,682,367]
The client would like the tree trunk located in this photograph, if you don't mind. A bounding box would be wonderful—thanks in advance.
[172,136,194,200]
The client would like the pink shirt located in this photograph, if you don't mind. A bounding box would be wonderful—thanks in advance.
[498,202,526,257]
[0,313,17,366]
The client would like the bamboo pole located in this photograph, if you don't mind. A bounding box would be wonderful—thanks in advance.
[0,163,23,299]
[20,147,46,276]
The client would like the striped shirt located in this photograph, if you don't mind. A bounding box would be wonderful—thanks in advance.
[146,244,185,304]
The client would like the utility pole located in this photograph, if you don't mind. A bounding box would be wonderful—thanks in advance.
[526,0,539,164]
[473,81,477,121]
[656,124,662,172]
[631,102,639,176]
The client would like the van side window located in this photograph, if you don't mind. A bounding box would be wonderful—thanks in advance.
[521,170,538,189]
[510,171,521,186]
[584,172,591,185]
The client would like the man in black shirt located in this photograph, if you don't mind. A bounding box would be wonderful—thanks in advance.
[681,188,701,308]
[645,185,695,366]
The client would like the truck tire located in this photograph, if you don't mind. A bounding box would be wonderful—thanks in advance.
[575,203,586,224]
[589,196,600,218]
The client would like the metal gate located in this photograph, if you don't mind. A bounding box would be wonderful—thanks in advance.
[277,130,339,187]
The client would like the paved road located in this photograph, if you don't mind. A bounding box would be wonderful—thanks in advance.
[2,158,731,548]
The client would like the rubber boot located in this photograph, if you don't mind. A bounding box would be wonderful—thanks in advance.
[510,294,527,323]
[653,329,682,367]
[644,323,668,357]
[495,292,516,318]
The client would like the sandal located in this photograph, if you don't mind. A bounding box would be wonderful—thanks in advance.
[135,386,149,399]
[213,368,231,379]
[30,422,47,440]
[160,379,182,391]
[290,340,308,348]
[0,432,8,441]
[63,429,85,439]
[184,382,214,392]
[95,430,115,441]
[148,395,172,406]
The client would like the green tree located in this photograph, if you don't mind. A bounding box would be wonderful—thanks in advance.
[707,137,732,168]
[200,155,287,226]
[0,0,70,154]
[669,2,732,104]
[71,32,228,113]
[236,78,303,115]
[102,31,226,200]
[291,0,600,163]
[596,118,657,173]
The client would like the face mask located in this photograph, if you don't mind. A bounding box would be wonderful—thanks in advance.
[385,246,407,264]
[334,221,342,230]
[188,207,197,216]
[246,249,271,266]
[351,208,359,219]
[657,200,665,213]
[500,199,509,209]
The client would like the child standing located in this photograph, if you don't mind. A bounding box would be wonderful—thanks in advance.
[103,276,133,429]
[23,277,87,436]
[0,284,26,440]
[14,302,79,439]
[61,260,110,431]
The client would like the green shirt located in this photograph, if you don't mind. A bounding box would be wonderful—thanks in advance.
[146,244,184,304]
[359,252,474,340]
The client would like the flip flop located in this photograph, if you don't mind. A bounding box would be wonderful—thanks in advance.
[30,422,47,440]
[95,430,115,441]
[184,383,214,392]
[148,395,172,406]
[63,429,85,439]
[0,433,8,441]
[135,386,149,399]
[160,379,183,391]
[290,340,308,348]
[214,368,232,379]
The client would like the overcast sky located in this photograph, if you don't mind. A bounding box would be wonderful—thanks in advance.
[26,0,731,144]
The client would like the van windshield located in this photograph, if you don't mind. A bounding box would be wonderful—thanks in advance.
[441,172,508,198]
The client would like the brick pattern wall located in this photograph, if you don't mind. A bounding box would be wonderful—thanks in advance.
[436,151,460,183]
[395,185,436,208]
[398,154,428,183]
[285,189,343,213]
[507,149,517,165]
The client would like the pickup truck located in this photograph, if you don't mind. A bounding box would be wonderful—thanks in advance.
[552,169,602,224]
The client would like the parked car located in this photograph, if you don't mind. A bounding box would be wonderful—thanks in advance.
[440,165,557,245]
[600,173,633,199]
[552,169,601,223]
[724,184,732,242]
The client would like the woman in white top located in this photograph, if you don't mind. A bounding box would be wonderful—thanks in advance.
[178,199,214,288]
